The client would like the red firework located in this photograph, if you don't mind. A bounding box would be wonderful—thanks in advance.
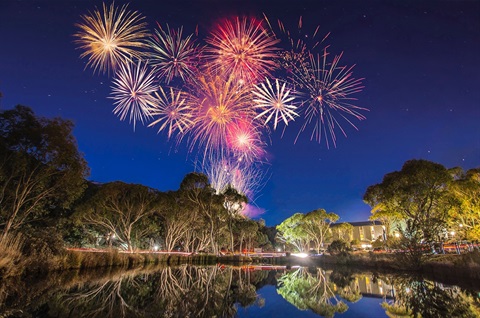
[206,16,279,84]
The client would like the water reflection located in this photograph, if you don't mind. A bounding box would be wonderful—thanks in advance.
[1,265,479,317]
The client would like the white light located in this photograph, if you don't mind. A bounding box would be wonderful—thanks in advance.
[450,231,455,236]
[277,248,281,252]
[153,245,159,251]
[395,233,400,238]
[459,224,463,228]
[292,253,308,258]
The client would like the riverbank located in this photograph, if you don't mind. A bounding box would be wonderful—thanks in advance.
[250,251,480,282]
[3,247,480,283]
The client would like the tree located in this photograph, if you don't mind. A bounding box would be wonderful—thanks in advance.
[330,222,353,242]
[223,186,247,251]
[0,106,88,239]
[276,213,309,252]
[156,191,192,251]
[179,172,226,254]
[364,159,455,262]
[303,208,339,251]
[449,168,480,241]
[77,182,160,251]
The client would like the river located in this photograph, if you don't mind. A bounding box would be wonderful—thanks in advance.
[1,264,479,317]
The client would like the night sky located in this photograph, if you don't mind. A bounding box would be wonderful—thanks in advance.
[1,0,479,226]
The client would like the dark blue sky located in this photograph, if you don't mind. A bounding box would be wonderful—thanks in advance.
[1,0,479,226]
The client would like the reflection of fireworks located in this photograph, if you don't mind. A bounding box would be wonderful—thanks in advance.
[253,78,298,130]
[293,50,367,147]
[187,68,254,159]
[148,87,193,139]
[110,60,157,129]
[206,17,279,84]
[148,24,200,84]
[226,119,266,163]
[74,2,149,75]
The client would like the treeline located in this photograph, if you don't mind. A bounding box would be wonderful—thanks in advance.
[274,159,480,265]
[0,106,275,276]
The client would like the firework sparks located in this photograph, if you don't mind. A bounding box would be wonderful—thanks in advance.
[202,156,266,201]
[293,50,367,147]
[148,86,193,139]
[148,23,200,84]
[110,60,157,129]
[253,78,298,130]
[74,2,149,75]
[187,68,255,159]
[226,119,266,163]
[264,15,330,80]
[206,17,279,84]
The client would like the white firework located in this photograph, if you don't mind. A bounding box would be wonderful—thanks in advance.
[252,78,298,130]
[148,86,193,139]
[110,60,157,129]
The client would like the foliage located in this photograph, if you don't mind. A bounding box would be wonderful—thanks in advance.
[383,276,480,318]
[449,168,480,241]
[327,239,351,256]
[0,105,88,239]
[76,181,160,251]
[277,209,339,252]
[364,160,456,262]
[277,268,348,317]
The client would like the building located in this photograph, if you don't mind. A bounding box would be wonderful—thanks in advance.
[330,220,386,243]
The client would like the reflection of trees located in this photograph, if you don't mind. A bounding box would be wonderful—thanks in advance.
[383,276,480,318]
[329,268,362,303]
[44,265,266,318]
[277,268,348,317]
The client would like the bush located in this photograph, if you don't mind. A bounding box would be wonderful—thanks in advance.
[328,240,351,256]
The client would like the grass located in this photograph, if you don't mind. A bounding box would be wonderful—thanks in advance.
[0,233,25,278]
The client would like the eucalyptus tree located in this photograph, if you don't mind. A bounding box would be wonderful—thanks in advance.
[448,168,480,241]
[179,172,227,254]
[78,182,160,251]
[303,208,339,251]
[0,106,88,239]
[223,186,248,251]
[364,159,456,262]
[276,213,309,252]
[156,191,192,251]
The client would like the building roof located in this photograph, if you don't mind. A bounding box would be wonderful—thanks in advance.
[331,220,384,227]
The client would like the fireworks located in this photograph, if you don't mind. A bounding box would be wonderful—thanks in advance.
[205,17,279,84]
[75,4,369,213]
[253,78,298,130]
[74,2,149,75]
[226,119,266,163]
[202,156,266,202]
[148,24,200,84]
[148,87,193,139]
[110,60,158,130]
[187,68,255,159]
[293,50,367,147]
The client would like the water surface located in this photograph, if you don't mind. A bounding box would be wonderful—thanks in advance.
[1,264,479,317]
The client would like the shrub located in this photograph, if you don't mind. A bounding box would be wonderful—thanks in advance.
[328,240,351,256]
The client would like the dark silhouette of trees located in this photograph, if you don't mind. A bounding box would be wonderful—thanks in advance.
[0,106,88,239]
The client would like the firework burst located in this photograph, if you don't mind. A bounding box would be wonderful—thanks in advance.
[202,156,266,201]
[206,17,279,84]
[74,2,149,75]
[253,78,298,130]
[110,60,157,129]
[148,23,201,84]
[226,119,266,163]
[148,86,193,139]
[293,50,367,147]
[187,68,255,159]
